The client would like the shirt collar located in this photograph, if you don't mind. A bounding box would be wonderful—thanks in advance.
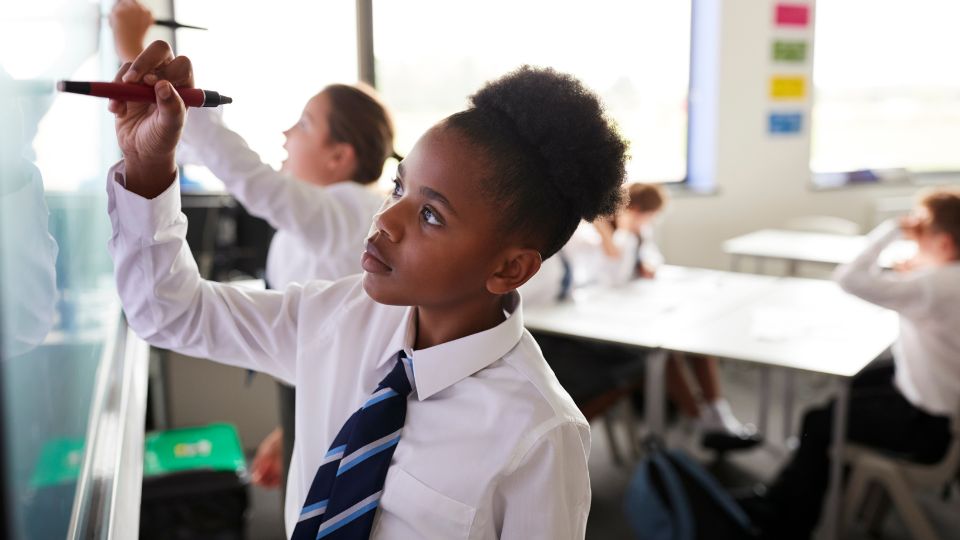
[377,292,525,401]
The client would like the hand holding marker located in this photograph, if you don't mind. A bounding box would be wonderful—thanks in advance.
[61,11,229,109]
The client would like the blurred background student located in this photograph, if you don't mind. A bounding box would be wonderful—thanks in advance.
[744,187,960,540]
[523,182,755,445]
[607,184,755,443]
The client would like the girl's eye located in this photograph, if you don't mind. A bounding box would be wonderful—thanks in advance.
[421,206,442,226]
[390,178,403,198]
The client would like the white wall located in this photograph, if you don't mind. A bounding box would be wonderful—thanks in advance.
[661,0,924,270]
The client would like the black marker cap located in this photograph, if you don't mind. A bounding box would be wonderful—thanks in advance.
[57,80,92,94]
[201,90,233,107]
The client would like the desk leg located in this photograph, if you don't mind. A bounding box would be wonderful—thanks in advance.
[782,370,796,444]
[786,258,799,277]
[757,367,771,436]
[822,378,850,540]
[644,349,668,439]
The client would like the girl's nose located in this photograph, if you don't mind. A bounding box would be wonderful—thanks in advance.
[373,198,404,243]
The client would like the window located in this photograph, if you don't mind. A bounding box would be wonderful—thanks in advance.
[173,0,357,189]
[811,0,960,176]
[372,0,692,184]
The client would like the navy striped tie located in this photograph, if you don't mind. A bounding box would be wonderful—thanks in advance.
[291,352,413,540]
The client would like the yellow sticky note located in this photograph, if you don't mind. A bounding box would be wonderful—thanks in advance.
[770,76,806,99]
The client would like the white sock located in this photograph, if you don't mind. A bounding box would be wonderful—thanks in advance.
[698,399,749,436]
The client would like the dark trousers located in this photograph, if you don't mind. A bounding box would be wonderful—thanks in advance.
[531,333,646,408]
[765,362,952,539]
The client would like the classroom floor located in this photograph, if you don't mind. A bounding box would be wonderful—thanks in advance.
[241,363,960,540]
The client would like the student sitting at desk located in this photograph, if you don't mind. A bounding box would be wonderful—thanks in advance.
[592,182,665,284]
[520,181,665,300]
[111,0,397,496]
[745,187,960,540]
[596,183,754,443]
[106,41,628,539]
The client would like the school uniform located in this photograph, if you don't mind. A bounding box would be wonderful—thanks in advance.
[517,222,637,306]
[636,223,665,274]
[179,108,386,491]
[762,220,957,539]
[106,162,592,539]
[567,222,663,289]
[178,108,386,287]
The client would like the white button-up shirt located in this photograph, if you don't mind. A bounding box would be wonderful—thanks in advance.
[519,222,664,306]
[834,220,960,417]
[178,108,385,287]
[106,162,592,539]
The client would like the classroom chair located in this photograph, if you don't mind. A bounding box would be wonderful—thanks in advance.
[842,417,960,540]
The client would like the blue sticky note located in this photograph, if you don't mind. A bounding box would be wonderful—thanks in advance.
[768,112,803,134]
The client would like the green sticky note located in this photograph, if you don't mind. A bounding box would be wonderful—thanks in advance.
[144,423,247,477]
[773,40,807,62]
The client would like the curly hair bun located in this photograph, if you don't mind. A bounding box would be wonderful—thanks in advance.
[469,65,628,222]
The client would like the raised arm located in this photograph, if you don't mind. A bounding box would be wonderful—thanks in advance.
[109,0,152,63]
[833,219,931,316]
[178,107,380,255]
[108,163,302,382]
[106,41,306,382]
[109,0,378,254]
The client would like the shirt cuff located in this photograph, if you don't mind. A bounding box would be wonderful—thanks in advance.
[864,218,902,249]
[107,160,183,239]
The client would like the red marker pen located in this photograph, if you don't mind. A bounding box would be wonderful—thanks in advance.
[57,80,232,107]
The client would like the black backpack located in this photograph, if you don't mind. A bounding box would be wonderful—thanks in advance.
[624,444,758,540]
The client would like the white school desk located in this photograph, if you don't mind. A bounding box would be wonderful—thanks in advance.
[659,277,897,540]
[524,266,778,441]
[523,265,778,351]
[523,266,898,540]
[723,228,916,275]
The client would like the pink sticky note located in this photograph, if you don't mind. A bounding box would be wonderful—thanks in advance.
[776,3,809,26]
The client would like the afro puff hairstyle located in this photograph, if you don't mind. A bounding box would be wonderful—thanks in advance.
[445,65,629,259]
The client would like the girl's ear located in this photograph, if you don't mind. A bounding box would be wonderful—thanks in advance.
[486,248,542,295]
[330,142,356,168]
[936,232,960,261]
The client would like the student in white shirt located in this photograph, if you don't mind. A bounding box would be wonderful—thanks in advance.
[745,187,960,540]
[615,184,752,441]
[535,182,753,441]
[106,41,629,539]
[110,0,396,493]
[111,0,391,288]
